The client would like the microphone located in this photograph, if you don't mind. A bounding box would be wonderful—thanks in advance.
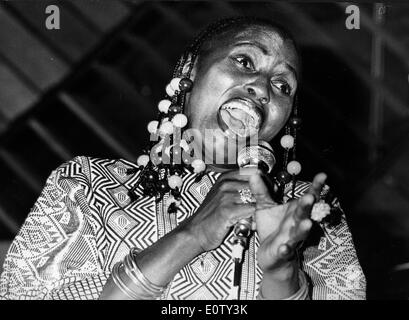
[237,140,276,174]
[232,141,276,261]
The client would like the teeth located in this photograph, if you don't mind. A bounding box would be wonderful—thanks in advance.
[221,99,261,126]
[218,98,262,138]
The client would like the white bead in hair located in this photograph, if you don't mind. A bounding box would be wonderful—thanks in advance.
[170,77,182,91]
[166,84,175,97]
[137,155,150,167]
[168,175,183,189]
[158,99,171,113]
[280,134,294,149]
[191,159,206,173]
[147,120,159,134]
[287,160,301,175]
[172,114,188,128]
[159,121,174,136]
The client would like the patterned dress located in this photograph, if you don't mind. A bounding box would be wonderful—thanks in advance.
[0,156,366,300]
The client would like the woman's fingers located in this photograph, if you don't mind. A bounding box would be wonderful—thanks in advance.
[274,218,312,261]
[293,218,313,244]
[277,243,294,260]
[227,202,256,222]
[289,196,314,244]
[248,172,276,206]
[293,172,327,221]
[294,193,315,221]
[217,180,253,194]
[269,198,314,261]
[307,172,327,201]
[219,167,260,182]
[298,218,313,234]
[260,173,327,268]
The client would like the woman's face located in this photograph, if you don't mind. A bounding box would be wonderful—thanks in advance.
[184,25,299,168]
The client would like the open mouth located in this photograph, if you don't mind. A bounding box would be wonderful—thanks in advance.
[218,98,263,137]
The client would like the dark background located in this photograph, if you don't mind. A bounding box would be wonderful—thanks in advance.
[0,1,408,299]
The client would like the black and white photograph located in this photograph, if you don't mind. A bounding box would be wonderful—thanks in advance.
[0,0,408,303]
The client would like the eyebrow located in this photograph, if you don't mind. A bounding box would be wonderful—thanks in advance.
[284,63,298,81]
[234,41,269,55]
[233,41,298,80]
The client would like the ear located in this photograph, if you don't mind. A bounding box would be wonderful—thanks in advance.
[181,53,197,81]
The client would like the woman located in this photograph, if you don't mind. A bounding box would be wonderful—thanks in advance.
[0,17,366,300]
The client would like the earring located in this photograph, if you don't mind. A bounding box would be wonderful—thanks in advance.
[128,74,206,213]
[275,96,302,199]
[286,116,302,176]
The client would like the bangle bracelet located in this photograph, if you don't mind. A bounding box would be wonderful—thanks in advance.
[257,270,309,300]
[112,248,168,300]
[111,262,140,300]
[127,248,166,295]
[123,253,164,298]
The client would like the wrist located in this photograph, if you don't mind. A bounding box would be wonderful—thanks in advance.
[259,269,309,300]
[263,261,298,282]
[132,222,205,287]
[176,221,205,256]
[260,265,299,299]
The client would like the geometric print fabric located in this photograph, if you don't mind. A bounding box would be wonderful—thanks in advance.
[0,156,366,299]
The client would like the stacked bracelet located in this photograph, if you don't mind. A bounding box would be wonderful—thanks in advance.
[125,249,166,297]
[112,261,140,300]
[257,270,310,300]
[111,248,167,300]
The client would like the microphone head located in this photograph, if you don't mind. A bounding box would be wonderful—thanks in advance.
[237,141,276,173]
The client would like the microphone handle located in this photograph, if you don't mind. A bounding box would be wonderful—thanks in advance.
[233,164,258,243]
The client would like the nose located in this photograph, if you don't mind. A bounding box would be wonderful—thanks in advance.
[245,79,270,105]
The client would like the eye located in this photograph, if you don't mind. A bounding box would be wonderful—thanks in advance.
[271,81,292,96]
[233,55,255,71]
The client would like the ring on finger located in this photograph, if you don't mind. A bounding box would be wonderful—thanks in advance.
[238,188,256,204]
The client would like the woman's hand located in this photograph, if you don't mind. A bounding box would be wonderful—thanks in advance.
[183,168,258,252]
[249,172,327,274]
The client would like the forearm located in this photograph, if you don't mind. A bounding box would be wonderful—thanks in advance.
[99,222,202,299]
[135,223,203,286]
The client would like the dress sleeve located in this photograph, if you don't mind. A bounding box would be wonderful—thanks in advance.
[285,181,367,300]
[0,156,109,300]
